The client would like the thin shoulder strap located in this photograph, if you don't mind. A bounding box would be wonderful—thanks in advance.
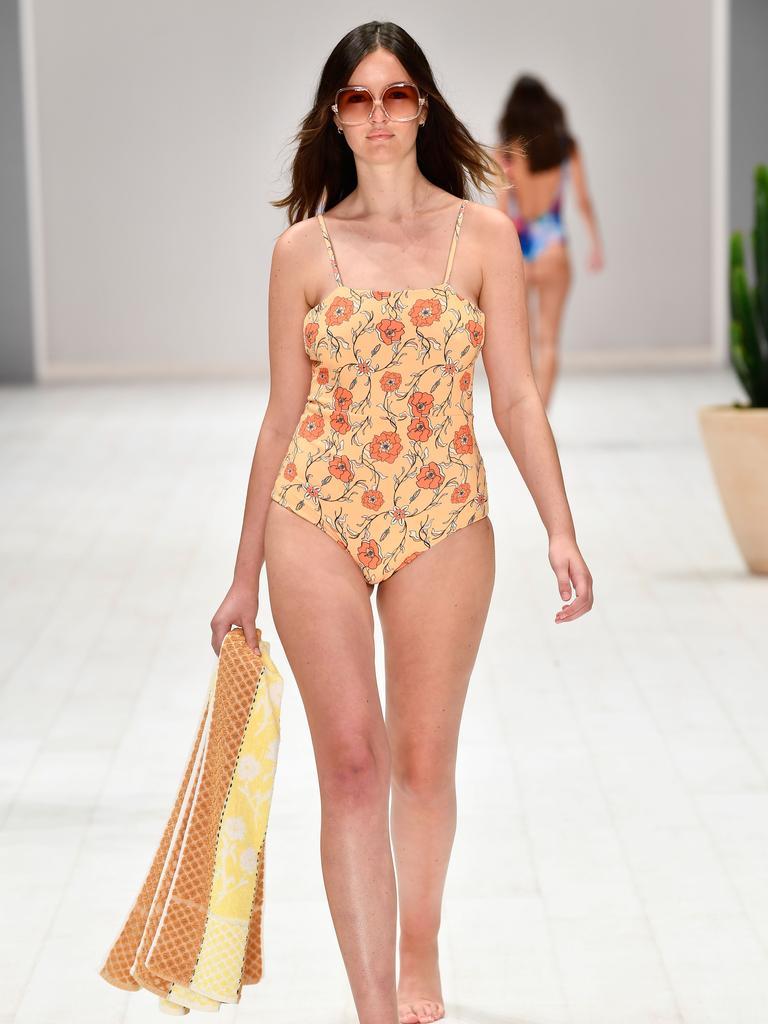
[442,199,468,285]
[317,213,344,288]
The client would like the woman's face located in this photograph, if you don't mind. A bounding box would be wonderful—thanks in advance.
[332,47,427,162]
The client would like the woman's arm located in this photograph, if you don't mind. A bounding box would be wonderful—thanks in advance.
[477,206,594,622]
[569,142,604,271]
[232,226,312,582]
[210,224,313,653]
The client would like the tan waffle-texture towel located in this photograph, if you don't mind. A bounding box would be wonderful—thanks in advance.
[98,627,284,1014]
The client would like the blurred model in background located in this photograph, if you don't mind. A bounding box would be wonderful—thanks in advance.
[494,75,604,408]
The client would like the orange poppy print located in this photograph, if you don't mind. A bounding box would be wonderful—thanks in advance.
[329,455,354,482]
[408,392,434,416]
[453,424,474,454]
[409,298,443,327]
[358,538,382,569]
[376,319,405,346]
[329,409,351,433]
[298,413,324,441]
[334,386,353,411]
[304,322,319,351]
[271,198,489,585]
[467,320,484,346]
[370,430,403,464]
[416,462,445,489]
[451,483,471,503]
[380,370,402,392]
[362,489,385,510]
[407,416,432,442]
[325,295,354,326]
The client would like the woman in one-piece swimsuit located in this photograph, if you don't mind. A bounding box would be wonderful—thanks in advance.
[269,199,489,585]
[210,22,594,1024]
[493,75,605,410]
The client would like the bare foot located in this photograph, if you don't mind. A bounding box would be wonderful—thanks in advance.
[397,941,445,1024]
[398,999,444,1024]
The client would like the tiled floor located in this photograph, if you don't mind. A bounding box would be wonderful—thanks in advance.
[1,368,767,1024]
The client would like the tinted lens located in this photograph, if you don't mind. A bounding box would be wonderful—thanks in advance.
[336,88,373,124]
[382,84,420,120]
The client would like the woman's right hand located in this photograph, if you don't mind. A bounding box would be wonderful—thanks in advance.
[210,579,261,657]
[587,243,604,272]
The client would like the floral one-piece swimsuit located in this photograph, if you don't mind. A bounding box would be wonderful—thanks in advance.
[270,198,490,585]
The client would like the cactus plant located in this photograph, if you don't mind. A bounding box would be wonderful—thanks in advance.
[729,164,768,406]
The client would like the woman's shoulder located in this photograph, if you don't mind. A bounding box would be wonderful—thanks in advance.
[464,199,517,240]
[274,214,322,245]
[271,214,325,264]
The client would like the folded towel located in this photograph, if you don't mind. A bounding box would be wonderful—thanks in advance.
[98,626,284,1014]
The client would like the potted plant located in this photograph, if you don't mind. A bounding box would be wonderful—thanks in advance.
[699,163,768,574]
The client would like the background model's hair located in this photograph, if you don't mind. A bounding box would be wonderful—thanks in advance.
[497,73,577,173]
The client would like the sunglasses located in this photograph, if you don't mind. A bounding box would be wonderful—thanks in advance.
[331,82,426,126]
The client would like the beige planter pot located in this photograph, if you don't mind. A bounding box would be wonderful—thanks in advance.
[698,405,768,574]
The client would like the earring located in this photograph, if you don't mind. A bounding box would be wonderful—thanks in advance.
[337,126,343,133]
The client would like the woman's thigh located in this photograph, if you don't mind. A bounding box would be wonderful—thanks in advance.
[374,516,496,778]
[530,242,571,331]
[265,502,387,782]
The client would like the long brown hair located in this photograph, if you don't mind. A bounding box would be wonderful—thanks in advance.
[272,21,502,224]
[497,75,576,173]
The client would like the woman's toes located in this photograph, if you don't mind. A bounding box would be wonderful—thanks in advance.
[399,996,445,1024]
[416,1000,442,1022]
[398,1003,420,1024]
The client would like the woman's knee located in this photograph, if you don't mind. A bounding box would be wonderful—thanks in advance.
[318,734,391,805]
[391,741,456,801]
[392,762,455,803]
[536,336,560,364]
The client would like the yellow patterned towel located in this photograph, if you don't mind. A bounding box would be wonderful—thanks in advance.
[98,627,284,1014]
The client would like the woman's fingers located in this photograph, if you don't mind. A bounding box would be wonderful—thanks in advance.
[549,541,594,624]
[555,595,587,621]
[210,619,229,656]
[242,618,261,656]
[211,619,260,656]
[555,569,593,622]
[551,553,573,601]
[556,568,572,600]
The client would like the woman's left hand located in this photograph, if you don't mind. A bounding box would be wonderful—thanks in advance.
[548,533,594,623]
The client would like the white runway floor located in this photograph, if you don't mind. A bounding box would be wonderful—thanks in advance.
[1,368,767,1024]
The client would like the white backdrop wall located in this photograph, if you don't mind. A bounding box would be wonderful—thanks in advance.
[28,0,716,379]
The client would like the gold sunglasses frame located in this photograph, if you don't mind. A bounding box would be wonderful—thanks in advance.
[331,81,426,126]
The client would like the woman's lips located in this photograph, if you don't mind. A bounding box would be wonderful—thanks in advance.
[368,133,393,139]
